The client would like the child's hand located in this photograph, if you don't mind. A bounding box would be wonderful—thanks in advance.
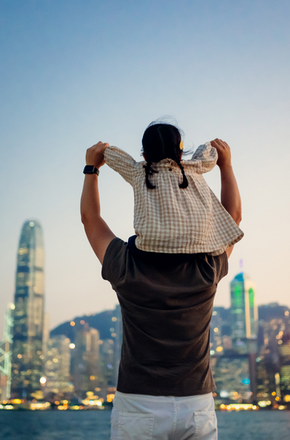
[210,139,232,169]
[86,142,109,169]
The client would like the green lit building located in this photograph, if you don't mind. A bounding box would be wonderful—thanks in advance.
[230,273,258,354]
[11,220,45,399]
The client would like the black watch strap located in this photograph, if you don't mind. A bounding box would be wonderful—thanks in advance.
[83,165,100,176]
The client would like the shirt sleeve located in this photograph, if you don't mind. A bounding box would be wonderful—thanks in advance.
[104,146,138,186]
[188,142,217,174]
[102,237,128,287]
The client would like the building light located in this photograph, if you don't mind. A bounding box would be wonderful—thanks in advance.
[214,327,219,333]
[112,317,117,321]
[216,346,223,352]
[40,377,46,385]
[69,343,75,349]
[70,321,75,327]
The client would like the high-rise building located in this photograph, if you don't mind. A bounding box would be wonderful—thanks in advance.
[11,220,45,399]
[0,303,14,400]
[112,304,122,386]
[45,336,72,394]
[71,327,100,396]
[212,352,252,402]
[230,273,258,354]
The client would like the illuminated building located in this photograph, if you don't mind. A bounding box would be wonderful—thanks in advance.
[11,220,45,399]
[71,327,100,395]
[210,307,231,356]
[45,336,72,394]
[211,353,252,402]
[99,339,115,387]
[112,304,122,386]
[278,335,290,399]
[230,273,258,354]
[0,303,14,400]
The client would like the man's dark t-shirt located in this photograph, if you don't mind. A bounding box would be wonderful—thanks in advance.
[102,237,228,397]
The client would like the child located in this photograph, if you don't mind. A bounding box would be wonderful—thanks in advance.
[104,122,243,256]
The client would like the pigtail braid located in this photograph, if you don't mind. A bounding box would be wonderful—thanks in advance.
[178,162,188,188]
[172,148,188,189]
[143,162,158,189]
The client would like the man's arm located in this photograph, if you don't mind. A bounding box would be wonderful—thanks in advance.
[210,139,242,259]
[81,142,116,264]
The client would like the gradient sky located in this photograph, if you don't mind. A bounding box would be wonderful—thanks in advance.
[0,0,289,336]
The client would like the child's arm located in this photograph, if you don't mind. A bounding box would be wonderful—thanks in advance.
[190,142,217,173]
[211,139,242,258]
[104,146,137,186]
[81,142,116,264]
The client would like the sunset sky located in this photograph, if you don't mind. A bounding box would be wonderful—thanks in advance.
[0,0,289,335]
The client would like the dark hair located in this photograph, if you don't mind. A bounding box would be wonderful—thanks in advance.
[142,122,188,189]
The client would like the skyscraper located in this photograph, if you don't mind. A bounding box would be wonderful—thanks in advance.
[71,327,100,396]
[45,335,72,394]
[11,220,45,399]
[230,272,258,354]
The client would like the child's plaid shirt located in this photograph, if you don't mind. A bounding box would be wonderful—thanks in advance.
[104,143,243,255]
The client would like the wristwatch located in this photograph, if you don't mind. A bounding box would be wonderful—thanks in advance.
[83,165,100,176]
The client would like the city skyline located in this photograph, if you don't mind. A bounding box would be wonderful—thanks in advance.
[0,1,289,336]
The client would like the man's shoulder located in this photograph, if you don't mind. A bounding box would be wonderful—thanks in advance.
[102,237,127,282]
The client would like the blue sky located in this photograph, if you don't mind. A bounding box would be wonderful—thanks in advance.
[0,0,289,334]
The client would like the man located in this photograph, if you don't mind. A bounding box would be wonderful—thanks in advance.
[81,138,242,440]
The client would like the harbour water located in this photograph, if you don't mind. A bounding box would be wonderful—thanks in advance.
[0,410,290,440]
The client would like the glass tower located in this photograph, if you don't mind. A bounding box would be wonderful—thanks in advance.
[230,273,258,354]
[11,220,45,399]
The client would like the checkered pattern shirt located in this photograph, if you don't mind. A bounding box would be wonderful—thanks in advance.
[104,143,244,255]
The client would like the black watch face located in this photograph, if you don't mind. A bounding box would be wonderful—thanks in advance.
[84,165,95,174]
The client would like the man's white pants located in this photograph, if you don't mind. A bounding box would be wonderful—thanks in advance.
[111,391,217,440]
